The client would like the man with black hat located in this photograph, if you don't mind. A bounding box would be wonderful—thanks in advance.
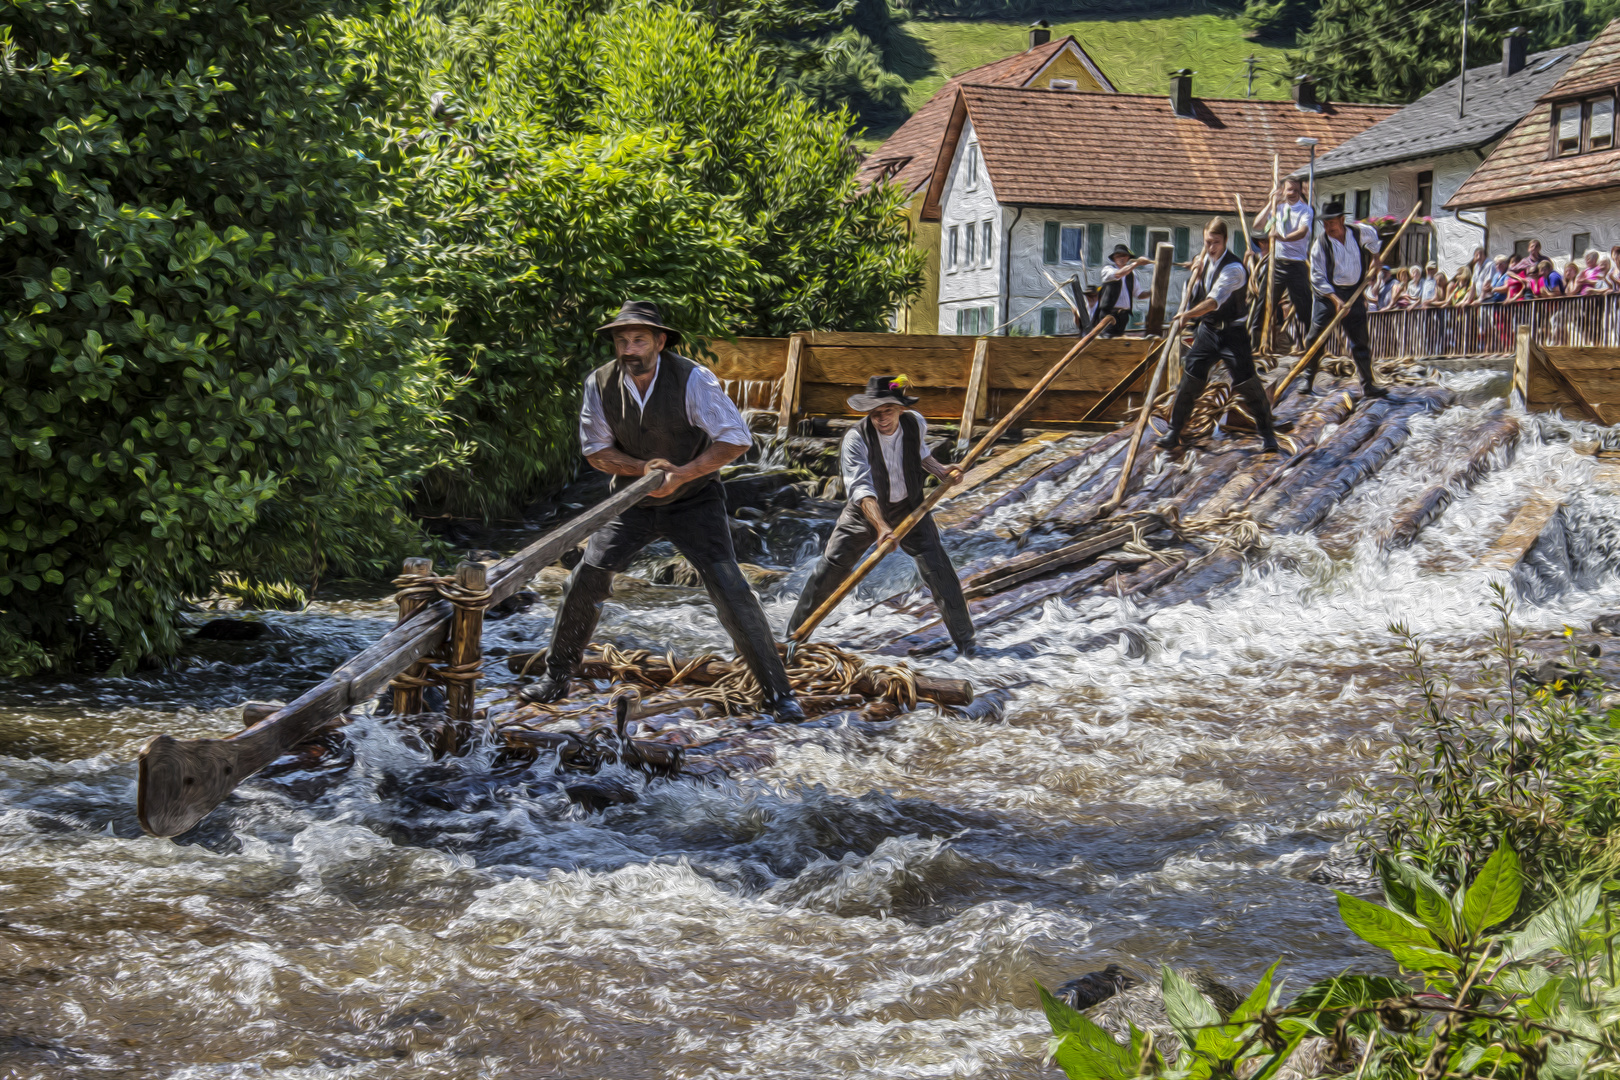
[1155,218,1280,453]
[1299,200,1385,399]
[521,300,804,720]
[1097,245,1151,338]
[787,376,977,657]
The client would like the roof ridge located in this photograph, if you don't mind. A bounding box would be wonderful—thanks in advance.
[958,83,1398,108]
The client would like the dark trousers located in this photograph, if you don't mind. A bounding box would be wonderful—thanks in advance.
[1264,258,1313,348]
[1100,308,1131,338]
[1163,321,1275,443]
[1302,284,1375,390]
[788,498,975,652]
[543,486,795,703]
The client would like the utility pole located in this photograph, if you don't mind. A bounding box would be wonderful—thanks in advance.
[1458,0,1470,119]
[1245,54,1258,98]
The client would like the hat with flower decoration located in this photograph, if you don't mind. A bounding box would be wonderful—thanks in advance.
[847,374,919,412]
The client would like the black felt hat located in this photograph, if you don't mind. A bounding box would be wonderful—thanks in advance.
[596,300,681,344]
[847,374,920,412]
[1110,243,1135,260]
[1320,199,1347,219]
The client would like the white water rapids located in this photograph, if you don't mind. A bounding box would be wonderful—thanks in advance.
[4,372,1620,1078]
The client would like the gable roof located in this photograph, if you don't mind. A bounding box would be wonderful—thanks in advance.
[1311,43,1590,178]
[857,36,1116,199]
[1448,18,1620,209]
[923,85,1394,217]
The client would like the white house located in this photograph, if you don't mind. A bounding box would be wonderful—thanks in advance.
[1448,17,1620,268]
[924,74,1394,336]
[1308,30,1590,272]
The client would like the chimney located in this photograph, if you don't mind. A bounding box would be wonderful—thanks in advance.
[1292,74,1321,112]
[1502,27,1527,77]
[1029,19,1051,49]
[1170,69,1194,117]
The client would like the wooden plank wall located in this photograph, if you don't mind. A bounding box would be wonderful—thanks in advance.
[1513,326,1620,426]
[693,333,1162,429]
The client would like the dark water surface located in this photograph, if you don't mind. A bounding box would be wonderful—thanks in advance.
[5,384,1620,1078]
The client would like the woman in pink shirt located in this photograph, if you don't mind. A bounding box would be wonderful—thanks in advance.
[1574,250,1608,294]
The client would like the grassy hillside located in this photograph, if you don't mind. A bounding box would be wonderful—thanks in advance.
[859,11,1294,145]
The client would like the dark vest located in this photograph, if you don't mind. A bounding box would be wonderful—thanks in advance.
[1321,227,1369,296]
[861,411,926,513]
[1099,270,1135,312]
[592,352,712,503]
[1189,248,1248,329]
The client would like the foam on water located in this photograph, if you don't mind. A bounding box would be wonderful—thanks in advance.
[5,379,1620,1077]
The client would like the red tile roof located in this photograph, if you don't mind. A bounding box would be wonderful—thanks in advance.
[857,37,1113,198]
[1449,18,1620,208]
[923,85,1395,216]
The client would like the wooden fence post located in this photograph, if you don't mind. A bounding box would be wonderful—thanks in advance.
[777,333,805,437]
[444,560,488,748]
[957,337,991,457]
[1144,242,1173,337]
[1512,324,1531,408]
[392,556,434,716]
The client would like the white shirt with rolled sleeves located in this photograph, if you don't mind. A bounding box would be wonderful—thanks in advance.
[1201,256,1247,311]
[1099,264,1136,309]
[578,353,752,458]
[1272,199,1314,262]
[841,412,934,506]
[1310,223,1381,297]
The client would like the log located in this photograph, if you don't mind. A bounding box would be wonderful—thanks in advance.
[1378,412,1519,549]
[392,556,435,716]
[136,469,668,838]
[443,560,488,746]
[962,518,1157,599]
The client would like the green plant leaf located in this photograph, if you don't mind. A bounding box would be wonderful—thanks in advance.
[1161,966,1221,1043]
[1037,982,1137,1080]
[1287,973,1412,1036]
[1461,843,1522,937]
[1334,891,1438,953]
[1229,961,1280,1023]
[1502,884,1601,962]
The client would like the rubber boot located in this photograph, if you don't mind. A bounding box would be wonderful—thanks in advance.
[1232,377,1281,453]
[1299,357,1319,396]
[787,557,851,640]
[1354,350,1388,399]
[520,563,614,703]
[697,560,804,722]
[1155,375,1207,450]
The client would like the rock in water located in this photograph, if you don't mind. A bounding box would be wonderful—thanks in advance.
[562,775,638,812]
[1593,614,1620,635]
[1056,964,1139,1010]
[487,590,540,619]
[195,619,267,641]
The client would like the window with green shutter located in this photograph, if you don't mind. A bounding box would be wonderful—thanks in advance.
[982,305,995,333]
[1040,307,1057,335]
[1043,221,1059,264]
[1130,225,1146,257]
[1086,223,1104,266]
[1173,226,1190,262]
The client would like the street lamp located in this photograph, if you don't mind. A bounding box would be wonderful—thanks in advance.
[1296,136,1319,208]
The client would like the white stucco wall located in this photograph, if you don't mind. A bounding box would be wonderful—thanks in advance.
[1314,148,1491,273]
[937,119,1006,334]
[1483,189,1620,266]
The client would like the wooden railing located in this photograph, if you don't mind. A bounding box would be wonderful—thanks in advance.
[1325,294,1620,360]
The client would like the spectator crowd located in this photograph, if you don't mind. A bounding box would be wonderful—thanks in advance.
[1363,240,1620,311]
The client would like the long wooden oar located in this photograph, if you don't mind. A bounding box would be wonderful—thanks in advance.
[788,317,1118,648]
[1270,204,1422,403]
[136,469,668,838]
[1262,156,1280,355]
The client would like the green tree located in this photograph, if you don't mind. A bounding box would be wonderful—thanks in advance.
[0,0,453,674]
[1289,0,1620,104]
[352,0,921,515]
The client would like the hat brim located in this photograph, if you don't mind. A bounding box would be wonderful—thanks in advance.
[596,318,681,344]
[847,393,919,412]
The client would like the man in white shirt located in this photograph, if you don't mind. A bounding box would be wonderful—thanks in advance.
[1098,244,1150,337]
[1252,177,1314,350]
[786,376,976,657]
[1300,200,1386,400]
[522,300,803,720]
[1155,218,1280,453]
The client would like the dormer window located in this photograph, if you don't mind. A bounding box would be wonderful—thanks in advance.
[1553,92,1617,156]
[1049,78,1078,90]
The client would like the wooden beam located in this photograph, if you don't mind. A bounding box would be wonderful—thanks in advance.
[1077,347,1159,423]
[1512,325,1532,407]
[1144,242,1173,337]
[961,518,1155,599]
[1532,337,1608,426]
[957,337,991,456]
[777,333,804,437]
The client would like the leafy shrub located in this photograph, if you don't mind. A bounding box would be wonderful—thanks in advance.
[1,0,455,673]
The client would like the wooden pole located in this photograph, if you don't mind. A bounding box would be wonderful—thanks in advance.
[957,337,991,457]
[1232,194,1253,261]
[1270,204,1423,403]
[1263,155,1280,355]
[789,316,1117,647]
[1512,324,1532,407]
[392,556,434,716]
[136,469,667,838]
[443,561,488,750]
[1144,242,1173,336]
[777,333,804,437]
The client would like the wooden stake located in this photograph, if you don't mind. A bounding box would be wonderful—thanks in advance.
[789,316,1117,647]
[1144,242,1173,337]
[777,334,804,437]
[392,556,434,716]
[1270,204,1423,403]
[443,561,488,748]
[1512,325,1532,407]
[957,337,991,457]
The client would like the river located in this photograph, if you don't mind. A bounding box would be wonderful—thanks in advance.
[4,376,1619,1078]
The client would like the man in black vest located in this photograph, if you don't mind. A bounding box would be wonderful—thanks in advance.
[1299,200,1386,399]
[786,376,977,657]
[521,301,804,721]
[1098,244,1150,337]
[1155,218,1280,453]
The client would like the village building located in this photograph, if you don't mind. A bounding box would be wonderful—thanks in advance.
[1307,30,1590,272]
[856,24,1119,333]
[1448,16,1620,267]
[921,73,1392,336]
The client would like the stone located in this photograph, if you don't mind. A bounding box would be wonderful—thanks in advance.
[487,590,541,619]
[1056,964,1139,1010]
[194,618,267,641]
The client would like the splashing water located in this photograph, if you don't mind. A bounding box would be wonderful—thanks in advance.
[4,376,1620,1078]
